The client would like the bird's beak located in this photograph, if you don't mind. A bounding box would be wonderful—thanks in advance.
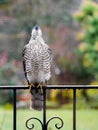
[34,25,39,30]
[31,25,42,38]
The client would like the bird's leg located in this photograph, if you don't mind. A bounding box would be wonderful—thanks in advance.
[28,83,35,92]
[37,83,43,93]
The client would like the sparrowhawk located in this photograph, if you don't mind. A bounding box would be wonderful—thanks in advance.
[22,25,52,111]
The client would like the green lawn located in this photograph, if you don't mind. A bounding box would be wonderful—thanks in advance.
[0,108,98,130]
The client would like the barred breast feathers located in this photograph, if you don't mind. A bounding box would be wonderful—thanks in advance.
[22,26,52,83]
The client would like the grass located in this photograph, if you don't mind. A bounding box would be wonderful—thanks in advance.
[0,108,98,130]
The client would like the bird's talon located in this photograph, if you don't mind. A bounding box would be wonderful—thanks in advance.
[37,84,43,93]
[28,84,35,92]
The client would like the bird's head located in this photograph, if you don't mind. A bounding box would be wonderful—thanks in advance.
[31,25,42,39]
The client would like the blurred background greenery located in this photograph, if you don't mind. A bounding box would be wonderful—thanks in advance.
[0,0,98,130]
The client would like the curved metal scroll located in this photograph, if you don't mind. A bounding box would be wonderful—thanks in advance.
[26,116,64,130]
[26,117,43,129]
[46,116,64,129]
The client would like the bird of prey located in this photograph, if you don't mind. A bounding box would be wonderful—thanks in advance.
[22,25,52,111]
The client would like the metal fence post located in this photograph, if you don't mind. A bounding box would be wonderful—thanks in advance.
[13,89,16,130]
[73,88,76,130]
[43,87,47,130]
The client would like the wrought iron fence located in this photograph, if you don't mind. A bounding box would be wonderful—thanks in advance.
[0,85,98,130]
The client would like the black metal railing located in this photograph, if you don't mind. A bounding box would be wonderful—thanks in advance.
[0,85,98,130]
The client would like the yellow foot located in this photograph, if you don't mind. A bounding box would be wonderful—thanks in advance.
[28,83,35,92]
[37,83,43,93]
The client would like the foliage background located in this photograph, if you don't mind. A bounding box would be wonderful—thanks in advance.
[0,0,98,130]
[0,0,98,109]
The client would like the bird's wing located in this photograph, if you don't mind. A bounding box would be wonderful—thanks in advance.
[22,46,29,84]
[47,47,53,65]
[41,45,53,82]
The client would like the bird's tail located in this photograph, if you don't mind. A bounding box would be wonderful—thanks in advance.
[30,86,44,111]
